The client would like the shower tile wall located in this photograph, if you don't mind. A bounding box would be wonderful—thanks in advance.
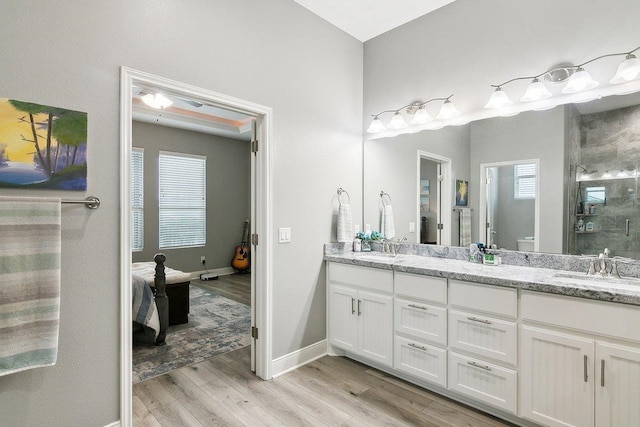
[571,104,640,258]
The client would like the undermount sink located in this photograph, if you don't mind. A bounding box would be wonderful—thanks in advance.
[354,253,397,262]
[552,271,640,290]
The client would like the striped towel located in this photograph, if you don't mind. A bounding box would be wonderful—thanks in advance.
[459,208,471,247]
[337,204,353,242]
[0,196,61,377]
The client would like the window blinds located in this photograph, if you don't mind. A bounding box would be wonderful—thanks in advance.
[514,163,536,200]
[131,148,144,251]
[159,151,206,248]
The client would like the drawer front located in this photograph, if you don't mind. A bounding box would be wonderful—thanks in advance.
[521,291,640,342]
[395,335,447,387]
[448,351,517,414]
[395,298,447,346]
[395,272,447,304]
[449,280,517,318]
[449,310,517,365]
[328,262,393,293]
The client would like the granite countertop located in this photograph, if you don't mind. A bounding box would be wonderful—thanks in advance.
[325,251,640,306]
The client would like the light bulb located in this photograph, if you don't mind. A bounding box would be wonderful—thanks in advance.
[520,78,552,102]
[436,100,461,120]
[141,92,173,109]
[602,170,612,179]
[562,67,599,94]
[366,116,387,133]
[411,106,433,124]
[387,112,408,130]
[617,169,628,178]
[484,87,513,109]
[610,54,640,84]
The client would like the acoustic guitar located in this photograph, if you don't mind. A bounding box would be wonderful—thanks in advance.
[231,219,250,272]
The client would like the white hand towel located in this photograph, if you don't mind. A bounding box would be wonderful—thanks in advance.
[337,204,353,242]
[0,196,61,377]
[459,208,471,247]
[381,204,395,239]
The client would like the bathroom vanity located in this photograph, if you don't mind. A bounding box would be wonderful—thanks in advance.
[325,245,640,427]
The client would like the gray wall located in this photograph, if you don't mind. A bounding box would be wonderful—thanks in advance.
[131,121,250,272]
[420,158,438,244]
[494,164,535,250]
[0,1,362,425]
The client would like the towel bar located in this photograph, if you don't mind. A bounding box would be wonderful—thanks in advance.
[61,196,101,209]
[337,188,350,205]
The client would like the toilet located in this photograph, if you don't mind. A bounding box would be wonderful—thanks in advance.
[517,238,535,251]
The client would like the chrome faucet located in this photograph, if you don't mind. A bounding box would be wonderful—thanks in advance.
[381,239,394,254]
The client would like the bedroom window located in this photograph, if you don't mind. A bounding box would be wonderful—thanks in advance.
[131,147,144,252]
[514,163,536,200]
[159,151,206,248]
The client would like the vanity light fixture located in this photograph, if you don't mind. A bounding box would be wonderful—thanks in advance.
[484,45,640,109]
[366,95,457,134]
[141,92,173,109]
[602,170,612,179]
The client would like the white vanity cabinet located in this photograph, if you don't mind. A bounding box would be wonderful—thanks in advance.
[447,280,518,413]
[520,291,640,427]
[327,263,394,367]
[393,272,447,387]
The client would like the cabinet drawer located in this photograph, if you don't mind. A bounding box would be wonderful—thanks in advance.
[449,310,517,365]
[521,291,640,342]
[395,272,447,304]
[448,352,517,414]
[395,298,446,346]
[328,262,393,293]
[449,280,517,318]
[395,335,447,387]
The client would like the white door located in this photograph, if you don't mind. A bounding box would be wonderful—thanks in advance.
[358,290,393,367]
[520,326,595,427]
[595,342,640,427]
[328,285,358,351]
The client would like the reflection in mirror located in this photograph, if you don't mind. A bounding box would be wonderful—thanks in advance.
[480,160,539,252]
[363,91,640,259]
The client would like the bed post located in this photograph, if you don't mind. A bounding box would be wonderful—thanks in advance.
[154,253,169,346]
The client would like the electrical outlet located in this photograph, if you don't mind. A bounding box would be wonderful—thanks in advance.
[201,256,206,264]
[409,222,416,232]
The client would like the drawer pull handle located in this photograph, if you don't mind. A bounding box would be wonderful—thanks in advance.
[357,299,361,316]
[351,298,355,315]
[601,359,605,387]
[584,355,588,382]
[467,316,492,325]
[408,304,428,310]
[408,343,427,351]
[467,361,492,371]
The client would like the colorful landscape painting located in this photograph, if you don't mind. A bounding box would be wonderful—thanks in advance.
[0,97,87,190]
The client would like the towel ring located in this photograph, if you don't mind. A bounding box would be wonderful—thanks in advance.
[337,187,350,205]
[380,191,391,206]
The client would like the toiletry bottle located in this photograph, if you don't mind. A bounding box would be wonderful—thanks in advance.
[576,218,584,231]
[469,243,478,263]
[353,238,361,252]
[586,221,594,232]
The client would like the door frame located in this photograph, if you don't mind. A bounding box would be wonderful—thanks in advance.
[119,67,273,426]
[416,150,452,245]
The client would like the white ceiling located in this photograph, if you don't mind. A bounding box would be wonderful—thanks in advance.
[292,0,456,42]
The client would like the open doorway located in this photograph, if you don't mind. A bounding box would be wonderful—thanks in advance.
[120,68,273,425]
[417,150,452,245]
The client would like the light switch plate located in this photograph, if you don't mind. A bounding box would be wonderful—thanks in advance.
[278,227,291,243]
[409,222,416,232]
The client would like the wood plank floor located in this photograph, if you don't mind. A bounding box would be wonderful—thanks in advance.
[133,346,516,427]
[192,273,251,306]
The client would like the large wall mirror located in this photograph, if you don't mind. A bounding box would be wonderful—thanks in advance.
[363,91,640,259]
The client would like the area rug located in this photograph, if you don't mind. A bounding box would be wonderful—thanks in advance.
[132,285,251,383]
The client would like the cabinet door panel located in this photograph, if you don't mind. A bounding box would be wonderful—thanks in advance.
[520,326,594,427]
[596,342,640,427]
[395,298,446,346]
[448,352,517,413]
[449,310,517,365]
[358,290,393,367]
[328,285,358,351]
[395,335,446,387]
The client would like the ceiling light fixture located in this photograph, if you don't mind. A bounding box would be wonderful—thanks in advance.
[141,92,173,109]
[366,95,457,134]
[484,45,640,109]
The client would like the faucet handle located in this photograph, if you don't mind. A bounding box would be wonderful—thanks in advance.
[610,260,620,278]
[587,259,596,275]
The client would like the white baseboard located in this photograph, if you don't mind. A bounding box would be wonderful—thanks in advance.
[104,421,120,427]
[271,339,327,378]
[191,266,236,280]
